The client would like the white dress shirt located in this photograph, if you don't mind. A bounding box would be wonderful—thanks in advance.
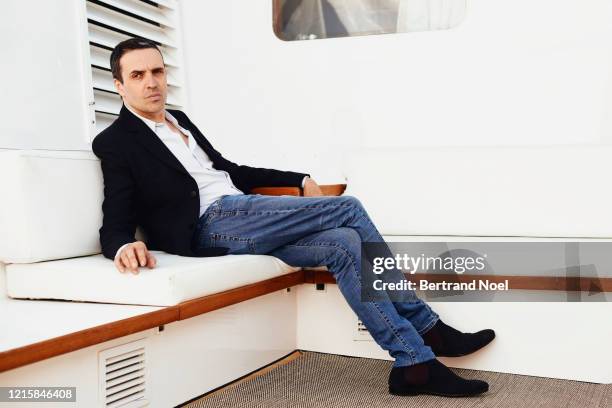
[114,105,308,261]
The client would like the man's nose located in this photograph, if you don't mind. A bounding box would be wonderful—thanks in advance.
[145,73,158,88]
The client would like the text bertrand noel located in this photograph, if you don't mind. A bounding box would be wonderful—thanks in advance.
[372,279,509,291]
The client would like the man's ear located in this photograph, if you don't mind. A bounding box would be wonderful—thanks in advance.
[114,78,125,98]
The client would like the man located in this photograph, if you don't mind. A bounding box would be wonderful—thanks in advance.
[93,38,495,398]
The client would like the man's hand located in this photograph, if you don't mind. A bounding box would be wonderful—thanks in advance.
[116,241,157,274]
[303,177,324,197]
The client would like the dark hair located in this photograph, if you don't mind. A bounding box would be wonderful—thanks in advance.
[110,38,164,83]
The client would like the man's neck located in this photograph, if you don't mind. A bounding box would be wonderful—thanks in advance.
[126,103,165,123]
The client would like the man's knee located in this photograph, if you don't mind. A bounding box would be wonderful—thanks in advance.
[339,195,364,210]
[320,228,362,275]
[331,227,362,257]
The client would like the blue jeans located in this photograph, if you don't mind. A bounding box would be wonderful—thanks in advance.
[192,194,438,367]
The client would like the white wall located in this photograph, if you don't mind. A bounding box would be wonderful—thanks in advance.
[1,0,609,163]
[296,284,612,383]
[0,0,93,150]
[0,263,6,298]
[179,0,612,182]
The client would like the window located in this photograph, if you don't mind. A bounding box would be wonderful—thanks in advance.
[85,0,185,134]
[273,0,466,41]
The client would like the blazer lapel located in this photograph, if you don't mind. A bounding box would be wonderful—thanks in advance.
[117,104,189,176]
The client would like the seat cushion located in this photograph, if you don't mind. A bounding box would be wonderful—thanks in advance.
[6,252,300,306]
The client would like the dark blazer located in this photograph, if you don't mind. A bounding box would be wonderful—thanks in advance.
[92,104,309,260]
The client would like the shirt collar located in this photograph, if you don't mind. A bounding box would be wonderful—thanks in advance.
[125,103,184,134]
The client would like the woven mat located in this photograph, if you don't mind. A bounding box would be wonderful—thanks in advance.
[184,351,611,408]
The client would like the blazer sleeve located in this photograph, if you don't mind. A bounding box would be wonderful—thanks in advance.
[174,111,310,192]
[92,134,137,260]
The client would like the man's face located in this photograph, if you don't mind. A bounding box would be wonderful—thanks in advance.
[114,48,167,115]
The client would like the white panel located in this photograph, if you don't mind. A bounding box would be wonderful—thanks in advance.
[0,292,296,406]
[147,291,298,406]
[1,0,92,150]
[0,263,6,298]
[296,284,612,383]
[343,146,612,238]
[0,330,152,408]
[178,0,612,185]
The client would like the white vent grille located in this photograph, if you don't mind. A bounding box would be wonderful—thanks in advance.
[357,319,368,333]
[85,0,184,135]
[99,339,149,407]
[354,318,374,341]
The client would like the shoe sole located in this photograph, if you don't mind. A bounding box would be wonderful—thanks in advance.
[435,336,496,358]
[389,387,488,398]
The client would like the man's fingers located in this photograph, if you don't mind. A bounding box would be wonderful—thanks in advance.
[146,253,157,269]
[115,257,126,273]
[115,243,155,274]
[126,250,139,274]
[122,249,139,274]
[120,251,131,272]
[136,247,147,267]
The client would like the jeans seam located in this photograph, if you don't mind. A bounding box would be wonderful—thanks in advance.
[210,233,255,253]
[284,240,418,364]
[371,301,417,363]
[417,313,440,335]
[222,201,359,217]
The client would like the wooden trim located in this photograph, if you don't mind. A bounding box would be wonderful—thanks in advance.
[251,183,347,197]
[251,186,302,196]
[303,270,612,292]
[320,184,347,196]
[179,271,304,320]
[0,307,178,373]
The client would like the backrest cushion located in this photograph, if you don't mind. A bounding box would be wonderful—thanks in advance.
[0,150,104,263]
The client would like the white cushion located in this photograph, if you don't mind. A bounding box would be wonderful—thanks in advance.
[344,146,612,238]
[6,251,300,306]
[0,150,104,263]
[0,149,149,264]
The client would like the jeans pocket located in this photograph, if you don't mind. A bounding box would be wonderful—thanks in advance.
[210,233,255,255]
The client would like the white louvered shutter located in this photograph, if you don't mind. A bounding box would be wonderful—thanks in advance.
[85,0,185,135]
[98,339,149,407]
